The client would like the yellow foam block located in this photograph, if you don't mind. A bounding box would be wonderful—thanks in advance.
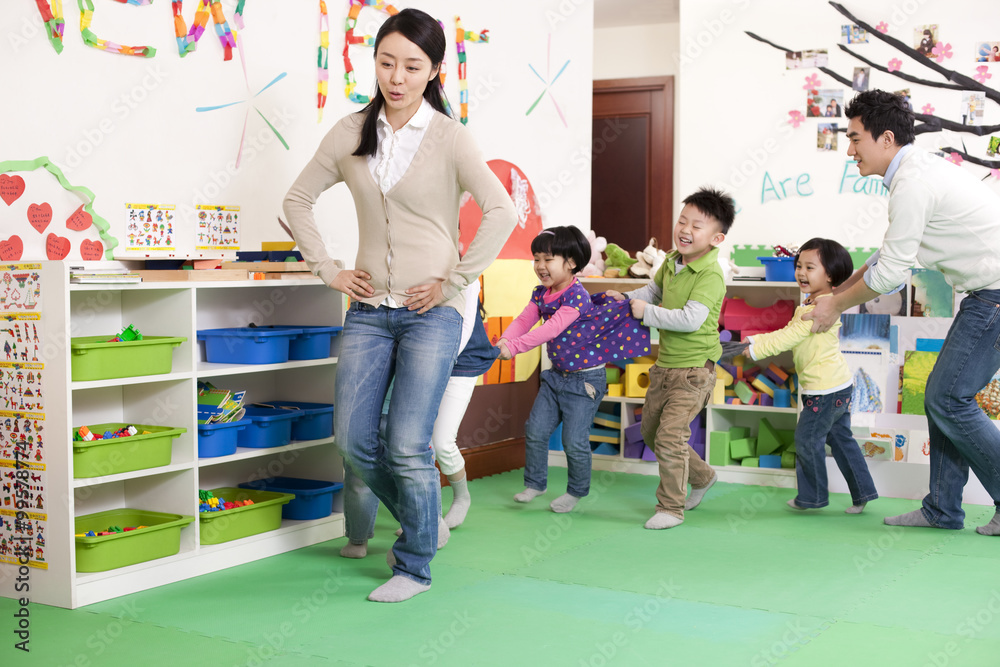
[716,364,734,386]
[751,376,776,398]
[713,378,726,404]
[607,383,624,397]
[625,363,653,398]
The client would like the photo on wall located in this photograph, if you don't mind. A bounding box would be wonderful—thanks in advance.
[859,285,908,316]
[976,41,1000,62]
[962,91,986,126]
[852,67,870,92]
[914,25,939,56]
[842,349,888,424]
[893,88,913,112]
[807,89,843,117]
[786,49,829,69]
[901,350,938,415]
[841,25,868,44]
[910,268,954,317]
[840,314,891,351]
[988,136,1000,156]
[817,123,838,151]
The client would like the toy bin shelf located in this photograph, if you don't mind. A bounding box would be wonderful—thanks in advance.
[0,263,346,609]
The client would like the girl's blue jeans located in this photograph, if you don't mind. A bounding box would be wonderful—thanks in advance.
[922,289,1000,528]
[335,301,460,585]
[523,366,607,498]
[794,385,878,508]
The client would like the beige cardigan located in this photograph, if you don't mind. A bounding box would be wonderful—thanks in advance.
[282,110,517,314]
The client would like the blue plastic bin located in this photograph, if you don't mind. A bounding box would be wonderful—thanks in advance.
[197,327,303,364]
[757,256,796,282]
[253,325,342,360]
[239,477,344,520]
[237,406,299,448]
[198,419,251,458]
[253,401,334,440]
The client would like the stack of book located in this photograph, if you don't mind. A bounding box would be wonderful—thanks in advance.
[69,266,142,284]
[197,381,246,424]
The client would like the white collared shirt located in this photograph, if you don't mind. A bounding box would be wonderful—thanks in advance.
[367,98,435,306]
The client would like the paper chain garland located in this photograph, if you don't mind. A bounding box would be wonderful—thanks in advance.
[34,0,66,53]
[343,0,399,105]
[78,0,155,57]
[318,0,329,122]
[453,17,489,125]
[0,157,119,260]
[172,1,238,61]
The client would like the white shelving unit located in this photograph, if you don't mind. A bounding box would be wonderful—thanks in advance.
[1,262,345,609]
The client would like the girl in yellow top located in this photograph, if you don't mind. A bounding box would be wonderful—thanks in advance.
[721,238,878,512]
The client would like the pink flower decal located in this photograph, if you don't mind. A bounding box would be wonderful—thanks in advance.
[887,58,902,72]
[945,152,963,166]
[932,42,953,62]
[803,74,821,89]
[788,110,804,128]
[876,21,889,33]
[992,169,1000,180]
[975,65,992,84]
[921,103,935,115]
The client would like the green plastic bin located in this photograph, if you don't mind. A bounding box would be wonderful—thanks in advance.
[73,423,186,478]
[199,487,294,545]
[71,335,187,381]
[74,509,194,572]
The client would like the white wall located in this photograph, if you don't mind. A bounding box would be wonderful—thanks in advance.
[677,0,1000,253]
[1,0,593,263]
[593,22,680,80]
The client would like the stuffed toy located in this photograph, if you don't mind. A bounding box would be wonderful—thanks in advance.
[629,238,667,278]
[581,230,607,277]
[604,243,637,278]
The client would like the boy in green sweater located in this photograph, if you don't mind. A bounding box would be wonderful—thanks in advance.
[608,187,735,528]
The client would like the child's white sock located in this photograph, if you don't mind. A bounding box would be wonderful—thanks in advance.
[514,487,545,503]
[644,512,683,529]
[549,493,580,513]
[444,477,471,528]
[884,509,935,527]
[845,503,867,514]
[977,509,1000,535]
[339,540,367,558]
[368,575,430,603]
[684,473,717,510]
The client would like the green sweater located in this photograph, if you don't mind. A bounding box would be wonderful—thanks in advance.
[283,110,517,314]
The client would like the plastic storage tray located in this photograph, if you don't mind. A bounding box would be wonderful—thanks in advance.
[199,487,294,545]
[198,418,252,457]
[239,477,344,520]
[74,509,194,572]
[238,406,298,448]
[71,336,187,381]
[73,423,186,478]
[197,327,303,364]
[757,256,795,282]
[253,401,334,440]
[253,325,342,360]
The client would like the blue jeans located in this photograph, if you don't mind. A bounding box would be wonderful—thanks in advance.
[335,302,461,584]
[523,367,607,498]
[922,289,1000,528]
[794,386,878,508]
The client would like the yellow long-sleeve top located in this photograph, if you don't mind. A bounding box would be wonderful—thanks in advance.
[746,295,852,394]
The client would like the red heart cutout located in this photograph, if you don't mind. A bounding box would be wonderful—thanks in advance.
[0,235,23,261]
[0,175,25,206]
[66,205,93,231]
[80,239,103,261]
[27,203,52,234]
[46,233,71,260]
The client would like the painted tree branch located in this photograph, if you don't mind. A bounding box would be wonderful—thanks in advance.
[837,44,965,92]
[745,31,852,86]
[913,114,1000,136]
[829,2,1000,105]
[938,148,1000,169]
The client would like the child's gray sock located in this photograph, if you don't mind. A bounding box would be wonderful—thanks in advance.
[845,503,867,515]
[444,477,471,528]
[368,576,430,603]
[393,516,450,548]
[644,512,683,529]
[514,487,545,503]
[684,473,717,510]
[550,493,580,513]
[884,509,935,527]
[976,510,1000,535]
[339,540,367,558]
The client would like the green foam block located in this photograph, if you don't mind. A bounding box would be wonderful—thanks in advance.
[741,457,760,467]
[781,451,796,468]
[728,426,751,440]
[729,437,757,460]
[780,430,797,453]
[606,367,621,384]
[709,431,730,467]
[757,418,783,456]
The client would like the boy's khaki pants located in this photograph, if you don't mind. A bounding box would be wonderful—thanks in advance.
[640,364,716,519]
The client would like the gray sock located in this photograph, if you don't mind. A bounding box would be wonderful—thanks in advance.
[339,540,367,558]
[550,493,580,513]
[845,503,867,515]
[444,477,471,529]
[685,473,717,510]
[368,575,430,603]
[514,487,545,503]
[884,509,934,527]
[437,515,450,549]
[976,510,1000,535]
[644,512,683,529]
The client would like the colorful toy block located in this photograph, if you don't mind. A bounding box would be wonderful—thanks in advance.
[713,378,726,404]
[721,297,795,333]
[606,366,621,384]
[547,423,564,451]
[756,419,783,456]
[708,431,730,466]
[607,383,624,397]
[641,445,657,462]
[759,454,782,469]
[764,362,789,385]
[592,442,619,456]
[781,451,796,468]
[716,364,734,386]
[594,411,621,429]
[759,393,773,407]
[741,457,760,467]
[691,440,706,460]
[633,406,643,422]
[729,437,757,460]
[625,363,653,398]
[752,374,777,398]
[719,329,733,342]
[729,426,751,440]
[589,426,619,444]
[733,380,756,404]
[773,387,792,408]
[719,362,737,380]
